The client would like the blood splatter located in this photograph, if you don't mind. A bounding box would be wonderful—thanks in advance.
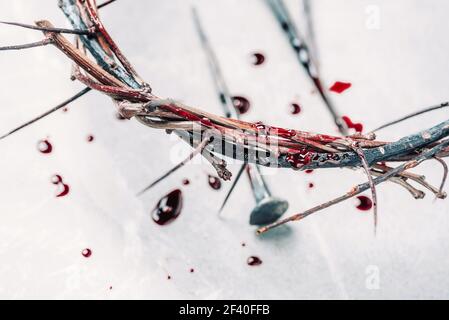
[356,196,373,211]
[247,256,263,266]
[342,116,363,133]
[330,81,352,94]
[290,103,301,115]
[37,139,52,154]
[51,174,70,197]
[208,175,222,190]
[286,148,314,169]
[151,189,183,225]
[232,96,251,115]
[251,52,265,66]
[81,248,92,258]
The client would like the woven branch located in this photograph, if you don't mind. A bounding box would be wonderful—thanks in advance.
[55,0,449,171]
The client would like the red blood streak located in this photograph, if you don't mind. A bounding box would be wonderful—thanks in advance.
[247,256,262,266]
[330,81,352,94]
[37,139,52,154]
[151,189,183,225]
[253,122,296,139]
[286,149,314,169]
[342,116,363,133]
[356,196,373,211]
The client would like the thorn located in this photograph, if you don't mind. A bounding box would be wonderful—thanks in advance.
[0,87,91,141]
[371,102,449,133]
[98,0,117,9]
[219,164,247,213]
[137,133,213,196]
[0,21,92,35]
[434,157,448,199]
[0,38,52,51]
[353,145,378,234]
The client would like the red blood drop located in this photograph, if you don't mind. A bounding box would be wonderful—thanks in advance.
[208,175,222,190]
[247,256,262,266]
[82,248,92,258]
[254,122,266,131]
[37,139,53,154]
[232,96,251,115]
[330,81,352,94]
[51,175,62,185]
[342,116,363,133]
[305,169,314,174]
[308,182,315,189]
[190,268,195,273]
[251,52,265,66]
[182,179,190,185]
[290,103,301,115]
[51,174,70,197]
[356,196,373,211]
[56,184,70,197]
[286,148,314,169]
[151,189,183,225]
[87,135,94,142]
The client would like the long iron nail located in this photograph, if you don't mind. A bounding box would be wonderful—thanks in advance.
[266,0,347,135]
[193,7,289,225]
